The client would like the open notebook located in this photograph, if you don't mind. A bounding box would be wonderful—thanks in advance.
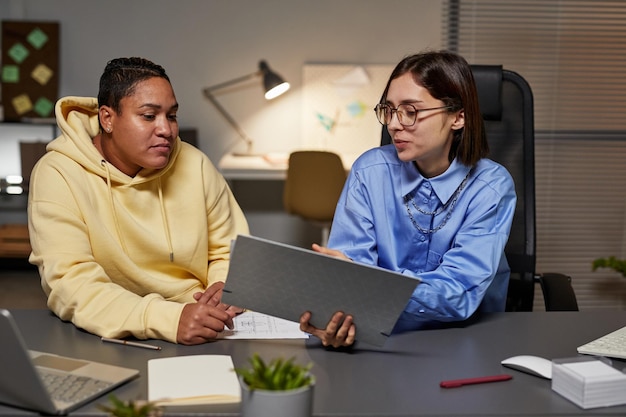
[148,355,241,406]
[222,234,420,347]
[0,309,139,415]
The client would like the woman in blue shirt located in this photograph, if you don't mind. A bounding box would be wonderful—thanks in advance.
[300,50,517,348]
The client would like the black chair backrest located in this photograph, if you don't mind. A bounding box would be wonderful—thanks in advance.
[381,65,536,311]
[538,273,579,311]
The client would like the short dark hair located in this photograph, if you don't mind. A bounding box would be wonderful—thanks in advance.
[97,57,170,114]
[380,50,488,166]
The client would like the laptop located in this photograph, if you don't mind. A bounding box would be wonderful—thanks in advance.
[0,309,139,415]
[222,234,420,347]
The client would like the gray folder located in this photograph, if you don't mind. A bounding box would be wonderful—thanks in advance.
[222,235,419,347]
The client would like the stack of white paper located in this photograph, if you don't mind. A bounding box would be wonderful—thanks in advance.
[552,358,626,409]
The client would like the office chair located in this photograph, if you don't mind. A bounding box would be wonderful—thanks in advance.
[381,65,578,311]
[283,150,347,246]
[538,273,579,311]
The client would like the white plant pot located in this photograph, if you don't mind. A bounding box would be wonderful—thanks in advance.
[240,380,314,417]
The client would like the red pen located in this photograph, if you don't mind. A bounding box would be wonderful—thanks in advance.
[440,374,512,388]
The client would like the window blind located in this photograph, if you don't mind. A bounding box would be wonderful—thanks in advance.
[443,0,626,310]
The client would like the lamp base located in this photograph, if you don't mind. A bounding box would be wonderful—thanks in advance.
[232,151,264,157]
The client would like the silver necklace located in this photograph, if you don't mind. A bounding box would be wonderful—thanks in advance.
[403,169,472,234]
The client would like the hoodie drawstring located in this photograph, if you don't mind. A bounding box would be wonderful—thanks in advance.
[101,160,174,262]
[157,177,174,262]
[102,160,129,256]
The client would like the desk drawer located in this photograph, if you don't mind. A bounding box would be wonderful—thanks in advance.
[0,224,31,257]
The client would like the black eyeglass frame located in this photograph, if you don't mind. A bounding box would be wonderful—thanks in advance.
[374,103,452,126]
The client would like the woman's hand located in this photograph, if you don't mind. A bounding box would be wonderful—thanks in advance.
[304,245,355,347]
[177,282,240,345]
[177,302,233,345]
[299,310,356,348]
[312,243,350,261]
[193,281,244,317]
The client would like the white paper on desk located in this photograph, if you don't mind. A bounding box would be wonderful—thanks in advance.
[218,311,309,339]
[148,355,241,405]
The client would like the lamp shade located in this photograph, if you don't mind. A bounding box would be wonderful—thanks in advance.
[260,60,290,100]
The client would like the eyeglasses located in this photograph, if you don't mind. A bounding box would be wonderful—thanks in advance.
[374,103,451,126]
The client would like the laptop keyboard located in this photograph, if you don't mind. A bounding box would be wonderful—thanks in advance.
[577,325,626,360]
[41,370,114,403]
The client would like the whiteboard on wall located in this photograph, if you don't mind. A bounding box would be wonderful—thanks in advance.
[301,64,393,158]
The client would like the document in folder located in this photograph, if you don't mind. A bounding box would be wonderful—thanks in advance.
[222,235,419,347]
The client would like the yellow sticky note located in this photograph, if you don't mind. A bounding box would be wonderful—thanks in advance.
[12,94,33,115]
[31,63,53,85]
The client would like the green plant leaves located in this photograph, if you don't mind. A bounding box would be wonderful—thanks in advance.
[97,394,161,417]
[592,256,626,277]
[235,354,313,391]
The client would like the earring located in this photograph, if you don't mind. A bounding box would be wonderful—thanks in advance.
[106,127,111,133]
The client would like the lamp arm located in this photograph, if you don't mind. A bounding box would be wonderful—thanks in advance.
[203,89,254,150]
[202,67,273,155]
[203,71,261,94]
[203,73,261,152]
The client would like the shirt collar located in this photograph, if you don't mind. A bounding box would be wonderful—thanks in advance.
[400,159,471,203]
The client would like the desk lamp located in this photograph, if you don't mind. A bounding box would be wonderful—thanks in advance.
[202,60,290,156]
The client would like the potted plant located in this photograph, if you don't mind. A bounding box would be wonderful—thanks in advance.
[98,395,161,417]
[592,256,626,278]
[234,353,314,417]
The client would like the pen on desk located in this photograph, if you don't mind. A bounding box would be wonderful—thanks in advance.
[440,374,512,388]
[101,337,162,351]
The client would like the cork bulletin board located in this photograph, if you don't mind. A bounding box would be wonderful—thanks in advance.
[1,21,59,121]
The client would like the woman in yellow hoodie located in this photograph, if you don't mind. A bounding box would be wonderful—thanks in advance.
[27,57,249,345]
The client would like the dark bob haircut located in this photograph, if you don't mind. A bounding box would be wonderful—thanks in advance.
[380,50,488,166]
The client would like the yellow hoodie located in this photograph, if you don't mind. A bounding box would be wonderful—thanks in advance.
[27,96,249,343]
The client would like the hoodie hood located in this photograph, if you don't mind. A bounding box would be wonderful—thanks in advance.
[49,96,180,185]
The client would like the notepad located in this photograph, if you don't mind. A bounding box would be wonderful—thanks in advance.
[551,357,626,409]
[148,355,241,406]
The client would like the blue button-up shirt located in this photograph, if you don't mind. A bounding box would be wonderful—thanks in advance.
[328,145,516,332]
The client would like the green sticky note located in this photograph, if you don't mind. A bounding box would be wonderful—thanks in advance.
[27,27,49,50]
[34,97,54,117]
[8,43,29,64]
[2,65,19,83]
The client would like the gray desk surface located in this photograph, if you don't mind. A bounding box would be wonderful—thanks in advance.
[3,309,626,416]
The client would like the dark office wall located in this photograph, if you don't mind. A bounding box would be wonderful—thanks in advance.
[0,0,443,162]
